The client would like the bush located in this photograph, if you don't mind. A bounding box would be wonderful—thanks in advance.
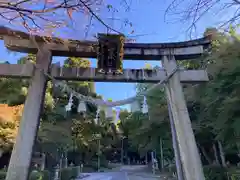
[0,170,6,180]
[41,170,50,180]
[87,161,98,171]
[226,168,240,180]
[203,165,228,180]
[60,167,79,180]
[29,171,42,180]
[28,170,50,180]
[82,166,95,172]
[71,167,79,178]
[0,169,50,180]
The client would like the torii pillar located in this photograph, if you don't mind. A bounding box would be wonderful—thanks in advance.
[5,47,52,180]
[163,50,205,180]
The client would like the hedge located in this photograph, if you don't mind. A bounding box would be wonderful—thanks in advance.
[0,170,6,180]
[0,169,50,180]
[203,165,228,180]
[164,165,240,180]
[60,167,79,180]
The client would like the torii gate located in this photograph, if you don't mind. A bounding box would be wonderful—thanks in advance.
[0,26,210,180]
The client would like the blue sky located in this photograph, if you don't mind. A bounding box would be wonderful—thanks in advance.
[0,0,233,110]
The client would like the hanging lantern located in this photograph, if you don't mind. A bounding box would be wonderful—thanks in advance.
[69,93,73,103]
[131,100,141,112]
[77,100,87,112]
[142,69,146,80]
[97,33,125,74]
[105,106,113,119]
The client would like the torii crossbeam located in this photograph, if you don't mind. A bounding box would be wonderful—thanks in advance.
[0,26,210,180]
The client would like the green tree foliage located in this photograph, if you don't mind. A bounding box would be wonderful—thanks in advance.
[0,55,121,170]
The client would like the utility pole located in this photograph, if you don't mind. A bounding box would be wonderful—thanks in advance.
[97,138,100,172]
[145,152,148,164]
[97,114,101,172]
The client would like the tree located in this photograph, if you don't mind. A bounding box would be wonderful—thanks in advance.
[0,55,104,169]
[0,104,23,153]
[178,27,240,168]
[164,0,240,37]
[0,0,118,34]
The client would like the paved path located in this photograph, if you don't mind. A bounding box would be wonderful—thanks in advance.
[120,165,162,180]
[77,165,162,180]
[78,171,128,180]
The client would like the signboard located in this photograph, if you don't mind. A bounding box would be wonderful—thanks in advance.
[97,33,124,74]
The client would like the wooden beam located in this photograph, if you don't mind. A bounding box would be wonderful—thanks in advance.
[3,32,210,60]
[0,64,209,83]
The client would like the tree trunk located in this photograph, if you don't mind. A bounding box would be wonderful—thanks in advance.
[64,151,68,168]
[160,138,164,171]
[59,155,63,169]
[213,143,220,165]
[218,141,226,167]
[234,131,240,156]
[0,149,3,158]
[151,151,155,174]
[236,143,240,156]
[199,145,212,165]
[145,152,148,164]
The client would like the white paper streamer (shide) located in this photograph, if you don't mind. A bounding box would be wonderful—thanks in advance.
[142,96,148,114]
[65,93,73,112]
[94,107,101,124]
[131,100,141,112]
[77,101,87,112]
[105,107,113,119]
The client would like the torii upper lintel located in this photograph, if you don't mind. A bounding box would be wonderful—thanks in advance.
[0,26,211,60]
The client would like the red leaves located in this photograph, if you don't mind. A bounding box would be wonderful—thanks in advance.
[67,8,73,19]
[45,0,55,4]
